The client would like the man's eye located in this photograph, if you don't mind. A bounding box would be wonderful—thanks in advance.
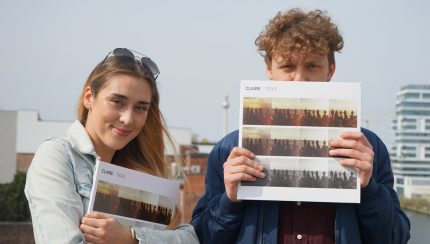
[307,64,320,69]
[282,65,294,70]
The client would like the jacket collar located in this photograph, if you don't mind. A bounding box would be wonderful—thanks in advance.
[67,120,98,157]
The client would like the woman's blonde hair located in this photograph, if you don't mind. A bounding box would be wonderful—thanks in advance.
[77,55,182,229]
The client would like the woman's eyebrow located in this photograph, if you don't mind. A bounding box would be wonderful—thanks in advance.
[110,93,150,105]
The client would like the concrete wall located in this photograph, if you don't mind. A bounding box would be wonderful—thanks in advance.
[165,127,192,155]
[0,111,17,183]
[16,111,70,153]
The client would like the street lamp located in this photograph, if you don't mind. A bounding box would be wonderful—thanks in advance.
[222,95,230,136]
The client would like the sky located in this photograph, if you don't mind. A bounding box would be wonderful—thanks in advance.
[1,0,429,145]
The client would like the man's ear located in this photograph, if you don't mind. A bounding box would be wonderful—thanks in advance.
[265,63,274,80]
[83,86,93,109]
[327,63,336,81]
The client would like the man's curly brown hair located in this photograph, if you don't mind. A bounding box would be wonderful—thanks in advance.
[255,8,344,66]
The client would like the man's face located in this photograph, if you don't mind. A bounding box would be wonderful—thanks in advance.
[266,51,335,82]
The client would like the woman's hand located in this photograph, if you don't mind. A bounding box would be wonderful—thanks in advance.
[80,212,137,244]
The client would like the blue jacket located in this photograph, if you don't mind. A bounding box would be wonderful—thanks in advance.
[191,128,410,243]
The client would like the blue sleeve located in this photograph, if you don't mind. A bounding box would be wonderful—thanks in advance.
[356,128,411,243]
[191,131,245,244]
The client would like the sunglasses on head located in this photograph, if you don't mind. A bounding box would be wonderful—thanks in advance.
[101,48,160,80]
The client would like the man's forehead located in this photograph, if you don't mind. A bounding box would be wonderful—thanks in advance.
[273,51,328,63]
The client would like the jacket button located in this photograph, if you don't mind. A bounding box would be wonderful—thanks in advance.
[297,234,302,240]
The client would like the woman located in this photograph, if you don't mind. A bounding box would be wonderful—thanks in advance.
[25,48,199,244]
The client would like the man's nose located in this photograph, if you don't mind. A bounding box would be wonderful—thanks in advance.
[292,67,307,81]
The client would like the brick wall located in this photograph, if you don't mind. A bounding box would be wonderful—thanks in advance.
[179,151,208,223]
[180,175,205,223]
[16,153,34,172]
[0,222,35,244]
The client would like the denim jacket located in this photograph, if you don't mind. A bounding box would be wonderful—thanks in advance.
[25,120,199,244]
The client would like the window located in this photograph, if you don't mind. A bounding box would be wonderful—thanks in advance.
[399,102,430,107]
[397,132,430,137]
[401,118,416,123]
[396,161,429,165]
[399,139,430,143]
[404,93,420,99]
[402,125,417,130]
[402,168,430,172]
[412,179,430,185]
[402,153,416,158]
[190,165,201,174]
[398,110,430,116]
[401,146,416,150]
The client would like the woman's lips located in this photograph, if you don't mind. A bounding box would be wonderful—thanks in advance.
[113,127,132,136]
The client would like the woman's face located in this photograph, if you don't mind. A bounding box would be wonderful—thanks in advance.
[84,75,152,162]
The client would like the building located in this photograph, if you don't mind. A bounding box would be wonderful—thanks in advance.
[391,85,430,198]
[0,110,71,183]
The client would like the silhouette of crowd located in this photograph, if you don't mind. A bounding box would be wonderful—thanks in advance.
[243,107,357,128]
[271,138,330,157]
[243,138,330,157]
[243,107,271,125]
[243,169,357,189]
[242,138,271,155]
[93,193,172,225]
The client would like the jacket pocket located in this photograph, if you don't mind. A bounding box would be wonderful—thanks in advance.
[76,171,93,213]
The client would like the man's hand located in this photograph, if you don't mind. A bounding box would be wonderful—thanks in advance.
[329,131,374,188]
[223,147,265,202]
[80,212,137,244]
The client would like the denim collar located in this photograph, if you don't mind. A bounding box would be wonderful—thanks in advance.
[67,120,98,157]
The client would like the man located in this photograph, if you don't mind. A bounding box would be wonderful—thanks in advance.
[191,8,410,243]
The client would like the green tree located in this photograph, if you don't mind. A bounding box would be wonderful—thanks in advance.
[0,172,31,221]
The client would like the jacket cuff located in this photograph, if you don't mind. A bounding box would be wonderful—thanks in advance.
[360,178,380,205]
[218,193,244,217]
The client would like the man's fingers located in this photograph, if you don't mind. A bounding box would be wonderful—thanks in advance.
[226,156,263,170]
[225,172,257,183]
[330,138,370,153]
[329,148,372,162]
[339,131,373,149]
[339,158,372,172]
[227,147,256,160]
[225,164,265,178]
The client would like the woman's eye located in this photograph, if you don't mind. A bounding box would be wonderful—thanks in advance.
[111,99,123,106]
[136,106,148,112]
